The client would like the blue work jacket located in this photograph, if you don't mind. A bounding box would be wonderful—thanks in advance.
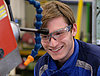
[34,39,100,76]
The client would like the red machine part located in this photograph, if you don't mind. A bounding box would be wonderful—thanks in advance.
[0,0,17,59]
[0,0,22,75]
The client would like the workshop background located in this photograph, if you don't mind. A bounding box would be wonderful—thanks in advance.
[8,0,100,76]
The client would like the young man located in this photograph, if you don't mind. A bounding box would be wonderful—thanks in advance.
[34,1,100,76]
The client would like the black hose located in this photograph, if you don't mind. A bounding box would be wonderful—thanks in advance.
[5,0,14,21]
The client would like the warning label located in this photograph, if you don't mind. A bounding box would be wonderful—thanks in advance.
[0,5,7,20]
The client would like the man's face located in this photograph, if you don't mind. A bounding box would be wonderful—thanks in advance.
[41,16,77,62]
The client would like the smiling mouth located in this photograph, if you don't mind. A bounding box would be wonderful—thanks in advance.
[49,45,64,52]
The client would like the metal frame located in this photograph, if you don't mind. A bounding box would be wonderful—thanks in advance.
[92,0,97,44]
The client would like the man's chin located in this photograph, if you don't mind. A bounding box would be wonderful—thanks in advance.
[51,55,63,61]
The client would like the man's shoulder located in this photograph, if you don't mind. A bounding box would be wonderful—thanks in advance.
[34,53,49,75]
[35,53,49,67]
[76,40,100,75]
[77,39,100,55]
[38,53,49,63]
[77,39,100,64]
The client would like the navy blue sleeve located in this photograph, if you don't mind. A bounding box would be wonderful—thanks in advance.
[97,66,100,76]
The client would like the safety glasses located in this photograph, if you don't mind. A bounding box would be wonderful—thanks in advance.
[41,25,72,43]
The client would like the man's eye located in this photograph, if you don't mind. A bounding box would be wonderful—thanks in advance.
[42,35,48,38]
[55,32,63,35]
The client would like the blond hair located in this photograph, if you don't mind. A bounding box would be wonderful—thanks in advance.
[41,1,75,28]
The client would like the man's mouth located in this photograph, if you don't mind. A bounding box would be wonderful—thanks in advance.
[49,45,64,52]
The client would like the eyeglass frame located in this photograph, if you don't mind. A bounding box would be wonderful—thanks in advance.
[41,25,72,43]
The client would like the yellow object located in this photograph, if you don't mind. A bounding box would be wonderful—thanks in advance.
[40,0,48,5]
[20,50,46,56]
[75,0,83,40]
[24,55,34,66]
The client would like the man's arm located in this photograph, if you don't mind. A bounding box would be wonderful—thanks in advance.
[97,66,100,76]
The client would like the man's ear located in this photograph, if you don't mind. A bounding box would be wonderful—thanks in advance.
[71,23,77,36]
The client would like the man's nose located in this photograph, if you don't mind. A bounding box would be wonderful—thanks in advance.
[49,37,58,47]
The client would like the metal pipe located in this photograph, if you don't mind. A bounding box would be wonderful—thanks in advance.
[5,0,14,21]
[20,27,49,35]
[92,0,97,44]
